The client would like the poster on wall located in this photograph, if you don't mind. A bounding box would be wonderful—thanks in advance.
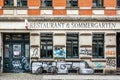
[54,48,66,58]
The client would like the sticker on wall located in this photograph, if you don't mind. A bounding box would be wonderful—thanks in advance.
[54,48,66,58]
[80,48,92,55]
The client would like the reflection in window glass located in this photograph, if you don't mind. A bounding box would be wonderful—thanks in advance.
[25,44,29,57]
[5,44,9,58]
[67,0,78,7]
[41,0,52,7]
[4,0,14,7]
[40,33,53,58]
[12,35,22,40]
[92,33,104,58]
[66,33,79,58]
[17,0,27,7]
[93,0,103,7]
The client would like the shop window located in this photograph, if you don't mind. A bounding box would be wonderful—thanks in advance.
[4,0,14,7]
[41,0,52,7]
[117,0,120,7]
[92,33,104,58]
[40,33,53,58]
[67,0,78,7]
[66,33,79,58]
[92,0,103,8]
[17,0,27,7]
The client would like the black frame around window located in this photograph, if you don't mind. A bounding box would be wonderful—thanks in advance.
[4,0,14,7]
[92,33,104,58]
[67,0,78,7]
[92,0,103,8]
[41,0,52,7]
[17,0,27,7]
[40,33,53,58]
[66,33,79,58]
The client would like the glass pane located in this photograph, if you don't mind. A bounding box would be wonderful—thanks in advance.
[5,44,9,58]
[13,44,21,58]
[25,44,29,57]
[4,0,14,7]
[24,35,29,40]
[17,0,27,7]
[4,34,11,40]
[40,33,53,58]
[117,0,120,7]
[12,35,22,40]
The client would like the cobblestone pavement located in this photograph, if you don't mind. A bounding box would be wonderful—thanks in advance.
[0,73,120,80]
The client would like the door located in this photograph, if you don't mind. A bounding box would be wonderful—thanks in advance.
[3,34,30,73]
[117,33,120,67]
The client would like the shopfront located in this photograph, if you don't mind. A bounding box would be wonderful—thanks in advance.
[0,17,120,74]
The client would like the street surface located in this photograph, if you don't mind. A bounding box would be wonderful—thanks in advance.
[0,73,120,80]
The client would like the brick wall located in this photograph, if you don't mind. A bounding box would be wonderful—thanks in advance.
[53,0,66,7]
[0,0,4,7]
[78,0,92,7]
[28,0,40,6]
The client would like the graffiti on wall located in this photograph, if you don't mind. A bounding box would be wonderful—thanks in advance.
[32,48,38,57]
[106,50,115,55]
[106,59,116,67]
[93,62,104,68]
[12,60,22,72]
[54,48,66,58]
[80,48,92,55]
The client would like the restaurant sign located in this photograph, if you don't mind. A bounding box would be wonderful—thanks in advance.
[29,22,117,29]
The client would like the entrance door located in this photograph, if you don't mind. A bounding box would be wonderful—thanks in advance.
[3,34,30,73]
[117,33,120,67]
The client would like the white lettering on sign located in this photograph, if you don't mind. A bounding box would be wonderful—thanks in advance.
[29,22,116,29]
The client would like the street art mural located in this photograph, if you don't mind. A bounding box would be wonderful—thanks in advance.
[54,48,66,58]
[80,48,92,55]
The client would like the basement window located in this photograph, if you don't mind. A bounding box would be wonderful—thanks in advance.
[4,0,14,7]
[92,0,103,8]
[40,33,53,58]
[41,0,52,7]
[17,0,27,7]
[67,0,78,7]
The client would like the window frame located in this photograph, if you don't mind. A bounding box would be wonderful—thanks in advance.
[92,0,104,8]
[40,33,53,59]
[92,33,104,58]
[66,32,79,58]
[41,0,52,8]
[66,0,78,8]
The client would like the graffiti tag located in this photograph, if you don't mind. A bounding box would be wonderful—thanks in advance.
[80,48,92,55]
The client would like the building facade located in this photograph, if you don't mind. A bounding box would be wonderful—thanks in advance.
[0,0,120,74]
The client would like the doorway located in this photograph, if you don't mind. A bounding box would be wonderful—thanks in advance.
[117,33,120,68]
[3,33,30,73]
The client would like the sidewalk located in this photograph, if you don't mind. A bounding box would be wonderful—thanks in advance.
[0,73,120,80]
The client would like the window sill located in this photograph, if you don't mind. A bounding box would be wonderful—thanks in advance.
[3,6,28,10]
[91,59,106,62]
[65,58,80,61]
[40,7,53,10]
[92,7,105,10]
[39,58,54,61]
[66,7,79,10]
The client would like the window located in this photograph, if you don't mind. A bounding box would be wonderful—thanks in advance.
[67,0,78,7]
[41,0,52,7]
[4,0,14,7]
[117,0,120,7]
[66,33,79,58]
[93,0,103,8]
[40,33,53,58]
[17,0,27,7]
[92,33,104,58]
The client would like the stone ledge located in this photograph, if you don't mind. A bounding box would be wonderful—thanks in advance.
[1,16,120,21]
